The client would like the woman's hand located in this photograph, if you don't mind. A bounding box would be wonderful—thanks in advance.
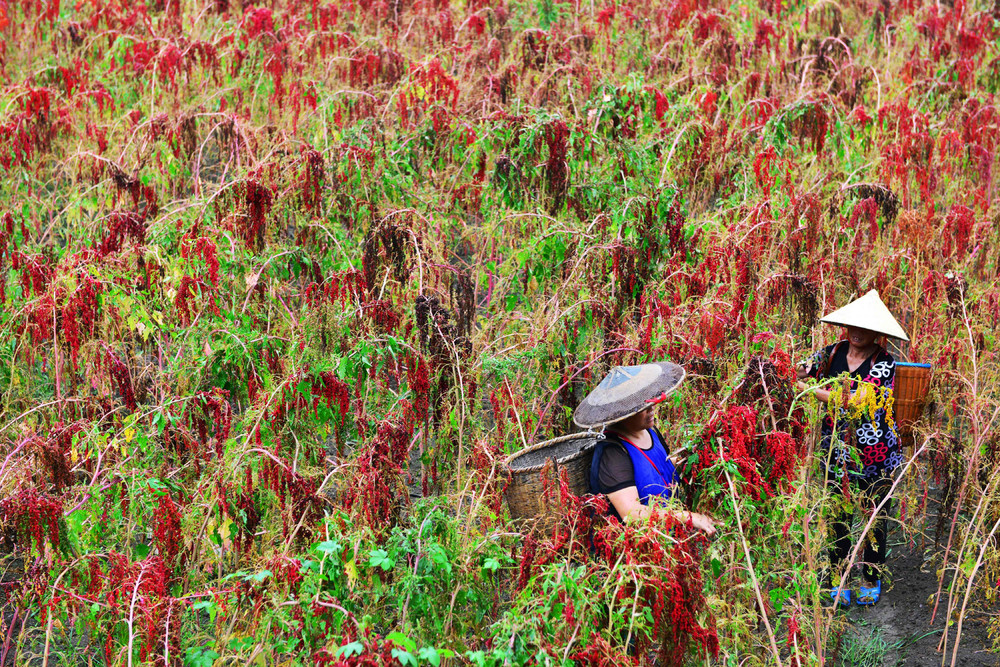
[607,488,719,536]
[684,511,718,536]
[796,380,831,403]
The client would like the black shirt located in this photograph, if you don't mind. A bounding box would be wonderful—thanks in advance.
[807,341,901,480]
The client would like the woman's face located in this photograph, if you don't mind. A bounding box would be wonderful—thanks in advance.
[614,406,655,432]
[845,326,879,349]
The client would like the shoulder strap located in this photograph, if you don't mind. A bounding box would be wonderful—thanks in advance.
[618,434,666,482]
[650,426,668,452]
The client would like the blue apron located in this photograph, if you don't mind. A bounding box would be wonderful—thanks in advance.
[589,428,676,520]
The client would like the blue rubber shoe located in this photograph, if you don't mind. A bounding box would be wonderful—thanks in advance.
[857,580,881,606]
[829,586,852,607]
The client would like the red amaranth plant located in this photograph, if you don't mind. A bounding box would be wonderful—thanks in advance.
[509,472,720,666]
[219,178,273,250]
[407,354,431,422]
[690,405,772,500]
[12,251,53,298]
[99,344,137,411]
[152,491,184,572]
[304,270,365,308]
[194,388,232,458]
[233,466,261,554]
[339,419,412,535]
[62,273,102,369]
[310,371,351,421]
[35,421,88,491]
[543,119,570,210]
[95,554,180,665]
[569,635,639,667]
[943,204,975,257]
[99,210,146,256]
[468,438,509,521]
[258,442,324,542]
[361,220,413,290]
[0,486,63,554]
[363,298,401,333]
[312,629,403,666]
[300,146,324,211]
[180,232,220,287]
[594,515,718,666]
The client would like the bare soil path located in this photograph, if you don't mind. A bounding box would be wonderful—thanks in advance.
[833,510,998,666]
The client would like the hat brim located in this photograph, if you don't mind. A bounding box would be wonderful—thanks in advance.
[573,362,686,429]
[819,289,910,341]
[819,316,909,340]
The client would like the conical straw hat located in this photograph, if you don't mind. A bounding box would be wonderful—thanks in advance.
[573,362,686,429]
[820,289,909,341]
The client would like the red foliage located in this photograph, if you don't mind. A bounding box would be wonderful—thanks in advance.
[194,388,233,458]
[152,492,184,571]
[181,233,220,287]
[311,371,352,420]
[12,251,53,298]
[847,197,880,249]
[943,204,975,257]
[339,419,412,535]
[691,405,771,500]
[305,270,365,308]
[234,466,261,554]
[570,635,639,666]
[0,485,63,554]
[96,554,180,666]
[63,273,102,369]
[312,630,403,666]
[99,344,137,411]
[397,59,459,127]
[407,354,432,422]
[300,147,325,211]
[224,179,274,250]
[259,443,324,542]
[364,299,401,333]
[35,421,87,491]
[99,210,146,256]
[592,502,718,665]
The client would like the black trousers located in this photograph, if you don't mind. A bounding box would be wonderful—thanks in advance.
[827,475,893,584]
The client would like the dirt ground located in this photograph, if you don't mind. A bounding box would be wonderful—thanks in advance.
[831,518,999,666]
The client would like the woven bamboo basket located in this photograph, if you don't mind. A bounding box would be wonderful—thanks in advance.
[504,432,598,528]
[894,362,932,446]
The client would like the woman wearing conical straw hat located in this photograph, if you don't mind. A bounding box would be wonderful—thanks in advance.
[575,362,717,535]
[796,290,908,607]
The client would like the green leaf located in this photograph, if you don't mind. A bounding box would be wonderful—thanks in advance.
[387,632,417,653]
[145,478,168,496]
[184,646,219,667]
[316,540,342,555]
[418,647,441,667]
[482,557,501,573]
[296,380,311,400]
[246,569,272,583]
[768,586,789,612]
[369,548,395,571]
[391,648,418,667]
[337,641,365,658]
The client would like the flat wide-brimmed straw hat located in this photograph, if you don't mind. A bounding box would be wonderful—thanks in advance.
[573,362,686,429]
[820,289,910,341]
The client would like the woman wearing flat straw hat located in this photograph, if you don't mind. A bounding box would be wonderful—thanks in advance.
[796,289,909,607]
[576,362,717,535]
